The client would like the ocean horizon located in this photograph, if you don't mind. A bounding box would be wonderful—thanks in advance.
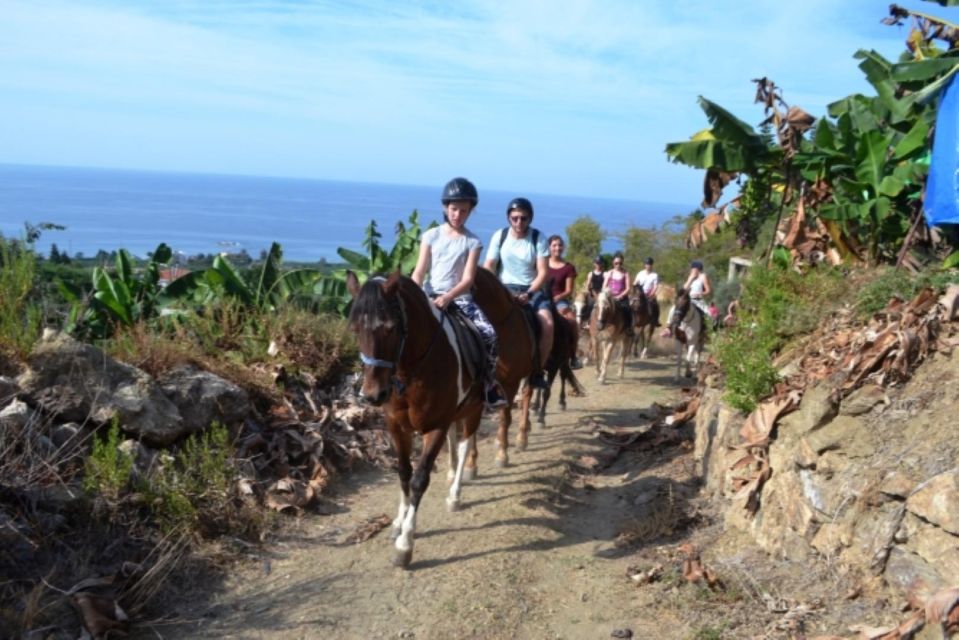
[0,164,690,263]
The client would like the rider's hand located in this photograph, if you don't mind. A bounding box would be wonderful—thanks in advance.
[516,292,529,304]
[434,294,450,309]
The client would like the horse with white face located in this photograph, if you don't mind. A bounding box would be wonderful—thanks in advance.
[666,287,706,379]
[589,289,632,384]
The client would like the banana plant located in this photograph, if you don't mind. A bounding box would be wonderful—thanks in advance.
[59,243,173,337]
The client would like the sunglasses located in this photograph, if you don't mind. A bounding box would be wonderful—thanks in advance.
[509,215,529,222]
[613,261,622,265]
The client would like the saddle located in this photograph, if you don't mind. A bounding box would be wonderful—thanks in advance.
[443,303,489,384]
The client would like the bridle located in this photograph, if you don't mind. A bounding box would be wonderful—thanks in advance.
[357,282,445,396]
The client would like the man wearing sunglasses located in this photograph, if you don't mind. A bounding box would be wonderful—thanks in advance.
[483,197,552,389]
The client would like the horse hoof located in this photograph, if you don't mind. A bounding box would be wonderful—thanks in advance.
[391,549,413,568]
[389,527,402,541]
[446,498,461,512]
[517,438,528,452]
[536,415,545,427]
[495,457,508,468]
[559,402,567,411]
[463,467,477,481]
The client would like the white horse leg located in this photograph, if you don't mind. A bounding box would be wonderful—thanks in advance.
[685,343,695,377]
[390,489,410,540]
[392,502,418,567]
[599,340,615,384]
[446,428,458,483]
[446,437,471,512]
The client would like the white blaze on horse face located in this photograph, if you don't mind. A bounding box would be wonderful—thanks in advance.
[428,303,470,405]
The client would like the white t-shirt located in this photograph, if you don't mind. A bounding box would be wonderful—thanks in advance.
[634,270,659,296]
[421,225,482,297]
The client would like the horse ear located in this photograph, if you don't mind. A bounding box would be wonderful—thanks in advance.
[384,269,402,293]
[346,270,362,299]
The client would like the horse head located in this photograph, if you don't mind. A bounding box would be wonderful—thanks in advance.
[669,287,691,333]
[347,270,407,406]
[594,290,613,330]
[573,289,590,326]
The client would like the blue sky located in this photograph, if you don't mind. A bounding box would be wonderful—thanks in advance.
[0,0,949,204]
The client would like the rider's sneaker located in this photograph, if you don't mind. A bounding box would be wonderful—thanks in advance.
[570,356,583,370]
[530,371,549,390]
[485,383,508,409]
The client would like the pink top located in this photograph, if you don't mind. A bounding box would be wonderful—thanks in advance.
[607,271,627,296]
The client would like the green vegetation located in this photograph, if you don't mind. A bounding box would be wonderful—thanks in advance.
[714,265,849,413]
[83,419,134,500]
[0,236,44,358]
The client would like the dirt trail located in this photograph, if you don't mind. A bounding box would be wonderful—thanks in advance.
[146,355,700,640]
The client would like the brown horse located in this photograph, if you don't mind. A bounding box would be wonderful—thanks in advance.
[346,271,484,568]
[629,286,657,359]
[531,308,585,426]
[590,289,633,383]
[471,268,538,468]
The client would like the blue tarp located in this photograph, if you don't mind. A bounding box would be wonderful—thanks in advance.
[926,72,959,226]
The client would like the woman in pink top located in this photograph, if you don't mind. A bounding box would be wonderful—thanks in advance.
[602,252,634,336]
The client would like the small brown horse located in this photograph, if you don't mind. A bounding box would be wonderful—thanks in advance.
[629,286,657,359]
[531,308,585,426]
[471,268,538,468]
[590,289,633,384]
[346,271,484,568]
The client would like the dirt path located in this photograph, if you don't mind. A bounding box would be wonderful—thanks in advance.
[145,354,705,639]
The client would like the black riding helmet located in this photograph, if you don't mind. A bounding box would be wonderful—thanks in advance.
[506,197,534,220]
[441,177,478,206]
[644,257,654,265]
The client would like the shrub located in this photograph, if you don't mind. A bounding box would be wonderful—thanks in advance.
[0,237,42,357]
[83,419,134,500]
[713,264,848,413]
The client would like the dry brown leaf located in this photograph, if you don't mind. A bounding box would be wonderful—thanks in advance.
[925,587,959,632]
[344,514,392,544]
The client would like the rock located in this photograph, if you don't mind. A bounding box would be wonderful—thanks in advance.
[803,415,873,458]
[0,398,36,433]
[158,365,250,436]
[50,422,90,455]
[880,470,918,499]
[885,547,946,603]
[840,383,887,416]
[778,383,837,441]
[906,468,959,535]
[16,332,183,446]
[900,513,959,590]
[0,375,19,405]
[118,439,159,478]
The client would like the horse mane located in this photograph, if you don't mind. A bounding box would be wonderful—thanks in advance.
[348,272,409,330]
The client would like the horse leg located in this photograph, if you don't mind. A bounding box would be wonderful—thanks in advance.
[685,343,695,377]
[531,387,541,412]
[537,367,556,427]
[389,427,413,542]
[675,339,683,380]
[446,427,458,484]
[599,340,614,384]
[495,404,512,467]
[517,379,533,451]
[393,429,446,568]
[558,365,568,411]
[447,411,482,511]
[463,432,478,481]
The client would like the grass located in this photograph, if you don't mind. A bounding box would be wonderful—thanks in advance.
[855,265,959,318]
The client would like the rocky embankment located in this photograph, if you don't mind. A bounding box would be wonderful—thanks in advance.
[693,285,959,638]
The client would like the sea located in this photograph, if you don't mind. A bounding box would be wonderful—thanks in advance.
[0,164,687,264]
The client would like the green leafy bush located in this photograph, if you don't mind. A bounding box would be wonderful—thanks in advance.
[83,419,134,499]
[0,237,43,357]
[714,265,848,413]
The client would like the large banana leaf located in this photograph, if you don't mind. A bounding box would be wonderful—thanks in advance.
[92,267,133,326]
[253,242,284,309]
[854,49,911,122]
